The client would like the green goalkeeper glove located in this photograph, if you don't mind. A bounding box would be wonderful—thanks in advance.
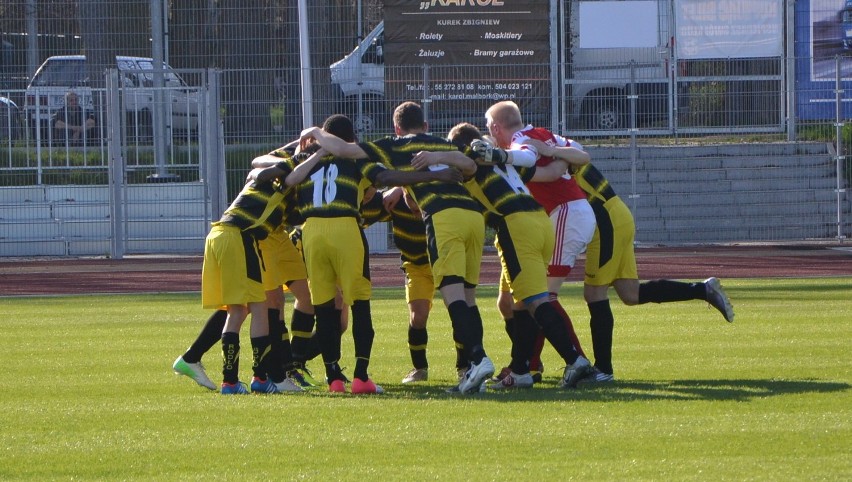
[471,139,510,166]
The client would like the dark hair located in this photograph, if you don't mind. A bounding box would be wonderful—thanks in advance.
[322,114,356,142]
[447,122,482,149]
[393,101,425,132]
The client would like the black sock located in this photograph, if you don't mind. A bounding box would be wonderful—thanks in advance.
[534,302,579,365]
[352,300,374,381]
[448,300,483,364]
[304,333,322,362]
[588,299,615,375]
[324,361,344,383]
[289,309,315,364]
[454,339,467,371]
[315,303,342,381]
[183,310,227,363]
[251,335,277,381]
[468,305,487,362]
[267,308,290,374]
[221,331,240,385]
[408,326,428,369]
[638,280,705,304]
[468,305,484,348]
[280,322,293,367]
[509,310,536,374]
[503,316,516,343]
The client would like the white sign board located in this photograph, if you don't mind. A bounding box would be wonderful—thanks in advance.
[579,1,659,48]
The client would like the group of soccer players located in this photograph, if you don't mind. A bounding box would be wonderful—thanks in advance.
[172,100,735,395]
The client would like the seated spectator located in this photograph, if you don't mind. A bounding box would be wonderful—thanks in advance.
[52,91,97,146]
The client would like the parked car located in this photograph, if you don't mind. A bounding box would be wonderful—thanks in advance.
[0,96,23,141]
[24,55,199,142]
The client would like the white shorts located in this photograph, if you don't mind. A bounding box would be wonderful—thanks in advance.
[548,199,596,277]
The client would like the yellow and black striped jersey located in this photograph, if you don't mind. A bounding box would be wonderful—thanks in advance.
[464,163,543,217]
[218,177,290,240]
[360,194,430,266]
[281,188,304,228]
[359,192,392,228]
[572,163,618,204]
[359,134,480,217]
[288,153,387,219]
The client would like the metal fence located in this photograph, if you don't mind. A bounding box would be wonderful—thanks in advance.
[0,1,850,257]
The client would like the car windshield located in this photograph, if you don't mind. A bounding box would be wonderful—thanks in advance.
[134,60,186,87]
[31,60,87,87]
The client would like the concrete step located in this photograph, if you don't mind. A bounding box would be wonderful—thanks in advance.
[53,202,110,220]
[126,237,204,254]
[127,218,209,238]
[655,223,837,243]
[48,199,209,220]
[126,182,207,202]
[641,189,838,207]
[0,219,61,240]
[125,200,208,219]
[662,213,837,231]
[644,154,832,171]
[62,219,110,238]
[0,186,46,203]
[67,239,111,256]
[0,239,67,256]
[44,185,110,203]
[0,203,54,221]
[589,142,830,161]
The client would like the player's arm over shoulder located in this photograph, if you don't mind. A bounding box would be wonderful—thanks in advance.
[523,138,589,167]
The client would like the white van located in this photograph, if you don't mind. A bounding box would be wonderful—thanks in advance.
[24,55,199,140]
[329,22,385,133]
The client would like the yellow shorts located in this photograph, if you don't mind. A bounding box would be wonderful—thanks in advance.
[201,224,266,309]
[427,207,484,287]
[494,211,554,302]
[302,216,371,306]
[584,197,638,286]
[403,261,435,304]
[259,225,308,291]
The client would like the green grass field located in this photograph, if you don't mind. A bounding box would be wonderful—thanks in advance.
[2,278,850,480]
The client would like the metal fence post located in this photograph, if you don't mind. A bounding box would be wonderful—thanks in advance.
[421,64,431,123]
[106,68,125,259]
[203,68,227,222]
[628,61,640,219]
[835,56,847,242]
[785,0,796,141]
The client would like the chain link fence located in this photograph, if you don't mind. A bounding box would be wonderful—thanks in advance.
[0,1,849,257]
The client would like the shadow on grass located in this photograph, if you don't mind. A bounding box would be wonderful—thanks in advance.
[357,378,851,402]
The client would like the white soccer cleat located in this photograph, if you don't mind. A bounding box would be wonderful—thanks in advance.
[576,366,615,385]
[173,356,216,390]
[704,277,734,322]
[560,356,592,389]
[401,367,429,384]
[487,371,534,390]
[458,356,495,394]
[274,377,306,393]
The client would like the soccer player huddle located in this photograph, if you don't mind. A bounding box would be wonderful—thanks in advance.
[172,100,735,395]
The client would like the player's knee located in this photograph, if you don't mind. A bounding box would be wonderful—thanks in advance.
[409,312,428,329]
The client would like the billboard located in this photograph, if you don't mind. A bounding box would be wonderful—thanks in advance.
[383,0,550,123]
[795,0,852,120]
[675,0,783,59]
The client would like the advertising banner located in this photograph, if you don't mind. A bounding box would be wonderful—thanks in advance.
[383,0,550,120]
[795,0,852,120]
[675,0,783,59]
